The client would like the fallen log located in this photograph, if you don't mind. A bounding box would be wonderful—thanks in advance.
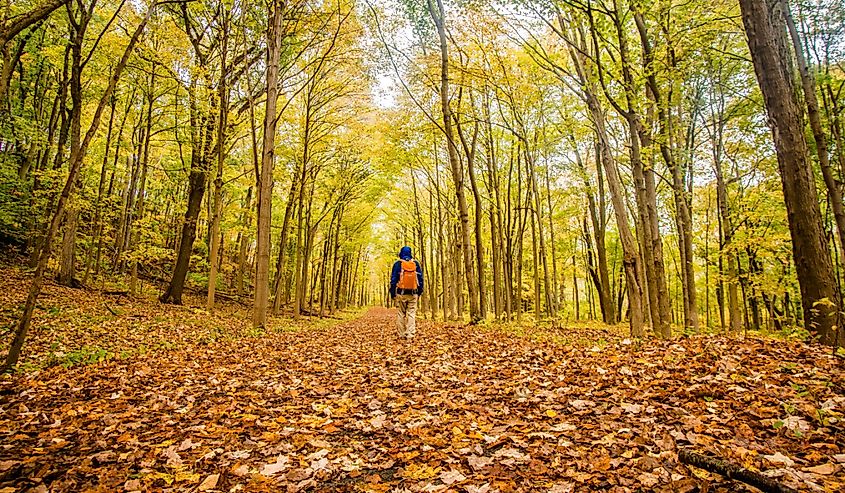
[678,449,799,493]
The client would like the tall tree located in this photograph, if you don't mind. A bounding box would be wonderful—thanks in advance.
[254,0,285,327]
[427,0,481,322]
[160,2,219,304]
[738,0,840,345]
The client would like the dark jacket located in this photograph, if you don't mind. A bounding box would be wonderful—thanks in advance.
[390,246,423,298]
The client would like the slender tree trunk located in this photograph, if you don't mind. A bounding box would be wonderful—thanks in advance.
[236,187,252,296]
[543,161,560,316]
[573,239,579,321]
[160,84,214,304]
[57,11,89,287]
[207,11,229,309]
[458,118,487,319]
[613,11,671,338]
[130,64,155,296]
[272,173,299,313]
[81,95,115,285]
[564,17,644,336]
[530,207,540,319]
[483,97,503,320]
[253,0,283,327]
[503,146,514,320]
[528,149,555,318]
[634,12,698,333]
[428,0,480,322]
[129,120,150,296]
[574,142,614,323]
[714,150,740,331]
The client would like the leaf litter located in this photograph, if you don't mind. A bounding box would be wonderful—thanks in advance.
[0,269,844,492]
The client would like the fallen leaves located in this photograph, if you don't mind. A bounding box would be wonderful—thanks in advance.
[764,451,795,467]
[197,473,219,491]
[0,273,843,492]
[805,463,837,475]
[467,454,493,471]
[438,468,466,485]
[260,455,290,476]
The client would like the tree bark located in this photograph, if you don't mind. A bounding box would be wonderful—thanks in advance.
[254,0,284,327]
[208,9,229,310]
[738,0,840,345]
[562,13,644,335]
[456,116,487,320]
[574,142,614,323]
[236,187,252,296]
[714,142,740,332]
[160,83,214,304]
[428,0,480,323]
[56,6,91,287]
[634,11,699,332]
[273,170,299,314]
[782,0,845,272]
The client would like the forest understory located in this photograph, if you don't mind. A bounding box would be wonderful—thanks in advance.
[1,265,843,493]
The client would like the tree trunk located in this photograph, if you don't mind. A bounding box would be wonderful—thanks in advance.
[739,0,840,345]
[160,83,214,304]
[714,146,740,332]
[528,149,555,318]
[56,9,89,287]
[459,118,487,320]
[236,187,252,296]
[254,0,283,327]
[634,11,699,333]
[272,176,298,314]
[563,15,644,336]
[782,0,845,272]
[208,11,229,310]
[428,0,480,323]
[543,161,560,316]
[574,141,614,323]
[130,65,155,296]
[610,10,671,338]
[82,94,115,285]
[530,207,540,319]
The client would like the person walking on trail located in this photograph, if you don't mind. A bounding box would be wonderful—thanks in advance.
[390,246,424,339]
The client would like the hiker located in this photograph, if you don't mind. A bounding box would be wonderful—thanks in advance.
[389,246,424,339]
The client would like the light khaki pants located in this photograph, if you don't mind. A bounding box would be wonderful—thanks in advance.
[395,294,418,338]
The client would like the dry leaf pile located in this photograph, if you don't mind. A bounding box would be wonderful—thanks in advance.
[1,269,844,492]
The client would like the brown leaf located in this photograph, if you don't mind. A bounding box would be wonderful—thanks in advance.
[439,468,466,485]
[197,474,219,491]
[123,479,141,491]
[805,463,837,475]
[261,455,290,476]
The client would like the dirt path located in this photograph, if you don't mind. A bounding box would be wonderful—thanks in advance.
[1,307,843,492]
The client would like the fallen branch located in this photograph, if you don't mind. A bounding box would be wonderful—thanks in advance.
[101,290,129,296]
[678,449,799,493]
[213,291,250,306]
[103,303,119,316]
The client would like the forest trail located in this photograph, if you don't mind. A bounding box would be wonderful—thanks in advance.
[2,306,844,492]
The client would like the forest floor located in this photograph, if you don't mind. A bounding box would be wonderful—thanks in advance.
[1,266,844,493]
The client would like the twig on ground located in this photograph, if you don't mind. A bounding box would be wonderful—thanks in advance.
[678,449,799,493]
